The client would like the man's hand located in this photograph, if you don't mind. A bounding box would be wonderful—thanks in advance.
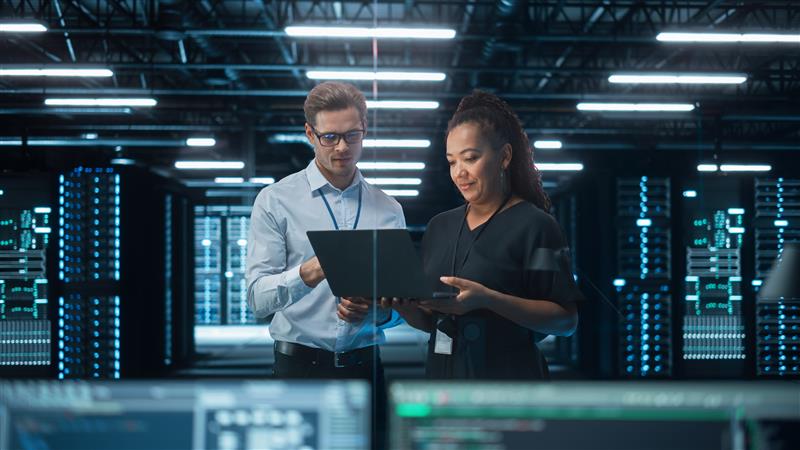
[337,297,371,323]
[299,256,325,288]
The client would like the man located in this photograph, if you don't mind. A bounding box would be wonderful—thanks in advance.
[246,81,405,379]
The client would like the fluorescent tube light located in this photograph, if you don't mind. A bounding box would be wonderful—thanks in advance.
[728,208,745,215]
[357,162,425,170]
[609,73,746,84]
[307,70,446,81]
[110,158,136,166]
[186,137,216,147]
[536,163,584,171]
[683,190,697,198]
[365,177,422,185]
[45,98,156,107]
[533,140,562,149]
[0,68,112,77]
[577,102,694,112]
[719,164,772,172]
[285,26,455,39]
[363,139,430,148]
[775,220,789,227]
[382,189,419,197]
[0,23,47,33]
[268,133,310,145]
[613,279,626,287]
[637,219,653,227]
[366,100,439,109]
[174,161,245,170]
[249,177,275,184]
[214,177,244,184]
[34,207,51,214]
[657,32,800,43]
[697,164,718,172]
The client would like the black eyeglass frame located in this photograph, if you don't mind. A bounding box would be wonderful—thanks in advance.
[309,126,366,147]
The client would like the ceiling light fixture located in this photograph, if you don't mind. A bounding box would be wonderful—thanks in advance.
[365,177,423,185]
[533,140,563,149]
[366,100,439,109]
[697,164,719,172]
[45,98,157,107]
[720,164,772,172]
[249,177,275,185]
[382,189,420,197]
[536,163,584,171]
[0,68,112,77]
[356,162,426,170]
[285,26,455,39]
[364,139,430,148]
[307,70,446,82]
[657,32,800,43]
[0,22,48,33]
[186,137,216,147]
[174,161,245,170]
[214,177,245,184]
[577,103,695,112]
[609,73,747,84]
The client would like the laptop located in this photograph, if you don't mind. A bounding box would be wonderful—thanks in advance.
[306,229,455,299]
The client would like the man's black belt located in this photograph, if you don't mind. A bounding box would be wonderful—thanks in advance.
[274,340,377,368]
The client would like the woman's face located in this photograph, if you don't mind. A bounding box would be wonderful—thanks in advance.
[445,122,510,205]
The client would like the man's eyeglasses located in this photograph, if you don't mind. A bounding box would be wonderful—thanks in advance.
[310,126,365,147]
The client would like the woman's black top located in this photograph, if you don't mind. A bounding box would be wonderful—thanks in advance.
[421,201,582,379]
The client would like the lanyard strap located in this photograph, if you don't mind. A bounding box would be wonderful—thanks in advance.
[318,183,363,230]
[450,193,512,277]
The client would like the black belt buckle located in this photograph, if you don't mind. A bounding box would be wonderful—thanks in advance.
[334,351,354,368]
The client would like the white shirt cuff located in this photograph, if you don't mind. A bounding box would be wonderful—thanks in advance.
[285,263,314,302]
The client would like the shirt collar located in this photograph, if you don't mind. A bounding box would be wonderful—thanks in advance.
[306,158,364,192]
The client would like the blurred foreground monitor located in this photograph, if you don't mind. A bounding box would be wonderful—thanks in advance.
[389,382,800,450]
[0,380,370,450]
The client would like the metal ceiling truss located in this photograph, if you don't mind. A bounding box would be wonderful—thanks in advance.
[1,0,799,188]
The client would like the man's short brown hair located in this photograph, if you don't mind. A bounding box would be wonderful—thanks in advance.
[303,81,367,127]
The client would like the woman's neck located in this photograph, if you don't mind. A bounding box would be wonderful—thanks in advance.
[468,191,507,218]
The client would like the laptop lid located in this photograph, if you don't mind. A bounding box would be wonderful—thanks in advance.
[306,229,434,299]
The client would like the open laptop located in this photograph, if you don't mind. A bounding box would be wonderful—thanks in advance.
[307,229,455,299]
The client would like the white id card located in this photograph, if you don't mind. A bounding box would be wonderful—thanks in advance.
[434,329,453,355]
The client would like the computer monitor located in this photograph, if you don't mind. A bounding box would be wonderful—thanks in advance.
[389,382,800,450]
[0,380,371,450]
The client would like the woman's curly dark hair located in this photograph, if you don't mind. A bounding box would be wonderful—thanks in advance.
[446,90,551,212]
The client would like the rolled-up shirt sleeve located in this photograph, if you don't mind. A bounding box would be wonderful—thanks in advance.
[246,190,313,318]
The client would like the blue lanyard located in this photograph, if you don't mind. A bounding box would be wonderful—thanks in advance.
[318,184,362,230]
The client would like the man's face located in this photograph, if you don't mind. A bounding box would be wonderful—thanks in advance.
[305,107,365,182]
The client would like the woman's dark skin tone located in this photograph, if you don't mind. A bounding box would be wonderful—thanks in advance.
[382,122,578,336]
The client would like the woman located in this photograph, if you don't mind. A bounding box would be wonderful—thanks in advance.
[389,91,581,379]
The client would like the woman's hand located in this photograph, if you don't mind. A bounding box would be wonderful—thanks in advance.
[379,297,435,332]
[419,276,491,315]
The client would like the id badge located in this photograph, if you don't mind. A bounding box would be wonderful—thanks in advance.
[434,329,453,355]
